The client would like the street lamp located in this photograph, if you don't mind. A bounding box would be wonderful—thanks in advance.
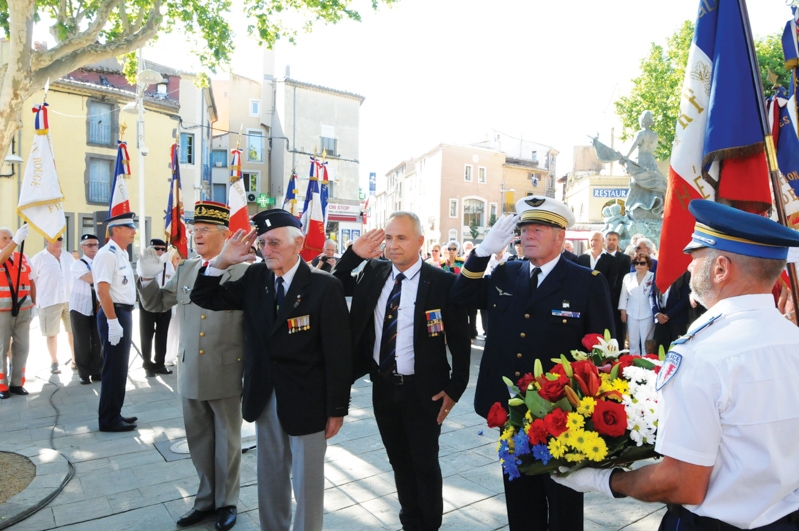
[122,50,164,253]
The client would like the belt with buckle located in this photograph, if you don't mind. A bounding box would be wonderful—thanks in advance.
[113,303,134,311]
[384,372,414,385]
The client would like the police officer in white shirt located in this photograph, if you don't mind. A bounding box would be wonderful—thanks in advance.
[552,200,799,531]
[94,212,139,432]
[70,234,103,385]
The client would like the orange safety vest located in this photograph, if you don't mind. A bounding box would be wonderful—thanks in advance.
[0,252,34,312]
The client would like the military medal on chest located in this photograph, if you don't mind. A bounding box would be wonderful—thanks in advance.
[425,309,444,336]
[287,314,310,334]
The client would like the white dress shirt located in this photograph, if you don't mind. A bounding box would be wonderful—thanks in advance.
[372,257,422,375]
[69,256,95,316]
[529,254,561,287]
[30,249,75,309]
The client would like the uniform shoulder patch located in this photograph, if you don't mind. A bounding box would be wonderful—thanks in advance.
[656,351,682,391]
[109,245,116,253]
[591,270,600,276]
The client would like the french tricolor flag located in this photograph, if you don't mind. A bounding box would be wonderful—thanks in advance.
[108,141,132,218]
[227,148,250,235]
[656,0,772,292]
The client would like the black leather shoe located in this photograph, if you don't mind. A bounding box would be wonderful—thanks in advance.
[0,390,10,399]
[176,508,214,527]
[121,416,138,424]
[9,386,28,395]
[79,377,91,385]
[145,370,156,377]
[99,423,137,432]
[91,374,102,382]
[215,507,237,531]
[152,366,173,375]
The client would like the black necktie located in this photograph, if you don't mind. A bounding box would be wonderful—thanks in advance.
[275,276,285,312]
[379,272,406,376]
[529,267,542,296]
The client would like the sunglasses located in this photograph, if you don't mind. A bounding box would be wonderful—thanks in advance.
[56,237,63,241]
[633,261,647,266]
[447,247,457,251]
[82,243,99,248]
[153,247,166,251]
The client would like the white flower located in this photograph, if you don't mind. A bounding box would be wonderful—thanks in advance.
[593,336,629,359]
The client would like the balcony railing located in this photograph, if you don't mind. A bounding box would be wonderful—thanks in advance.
[88,180,110,203]
[89,123,112,145]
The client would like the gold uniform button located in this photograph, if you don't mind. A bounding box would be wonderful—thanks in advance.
[237,358,241,362]
[520,332,526,338]
[563,319,568,324]
[199,350,205,354]
[201,315,206,320]
[516,353,522,359]
[524,313,530,319]
[226,310,232,313]
[514,371,521,377]
[200,332,205,337]
[493,303,497,308]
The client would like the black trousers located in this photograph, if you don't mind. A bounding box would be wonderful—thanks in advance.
[653,320,688,354]
[138,306,171,369]
[614,308,627,347]
[70,310,102,379]
[98,306,132,429]
[659,505,799,530]
[503,471,583,531]
[467,307,478,338]
[372,375,443,531]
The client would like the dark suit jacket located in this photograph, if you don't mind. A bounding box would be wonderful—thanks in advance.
[332,249,471,404]
[609,251,631,307]
[561,250,579,263]
[577,252,619,291]
[191,259,352,435]
[649,271,691,328]
[452,255,615,418]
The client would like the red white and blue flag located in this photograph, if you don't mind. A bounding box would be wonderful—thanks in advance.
[166,144,188,258]
[228,148,250,235]
[108,140,132,218]
[300,157,326,261]
[656,0,772,292]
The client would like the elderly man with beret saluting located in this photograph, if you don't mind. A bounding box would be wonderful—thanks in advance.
[190,208,352,531]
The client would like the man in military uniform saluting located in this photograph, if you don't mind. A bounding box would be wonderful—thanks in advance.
[552,200,799,531]
[137,201,245,531]
[190,209,352,531]
[94,212,138,432]
[451,195,615,531]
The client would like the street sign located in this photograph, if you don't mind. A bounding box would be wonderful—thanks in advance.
[257,193,274,207]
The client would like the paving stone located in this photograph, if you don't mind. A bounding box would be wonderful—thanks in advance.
[79,468,141,497]
[51,497,113,527]
[54,504,175,530]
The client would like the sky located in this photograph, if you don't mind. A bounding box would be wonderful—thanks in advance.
[135,0,792,190]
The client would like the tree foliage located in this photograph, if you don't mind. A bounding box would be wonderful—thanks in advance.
[0,0,395,165]
[614,20,788,161]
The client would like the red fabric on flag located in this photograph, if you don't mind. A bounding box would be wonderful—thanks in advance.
[717,152,772,208]
[657,169,704,292]
[228,178,250,235]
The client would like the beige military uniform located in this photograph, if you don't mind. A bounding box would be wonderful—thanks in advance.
[138,257,247,511]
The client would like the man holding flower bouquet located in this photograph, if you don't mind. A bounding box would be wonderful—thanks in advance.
[452,196,615,531]
[553,200,799,531]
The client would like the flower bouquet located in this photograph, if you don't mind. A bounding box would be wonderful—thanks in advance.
[487,331,663,479]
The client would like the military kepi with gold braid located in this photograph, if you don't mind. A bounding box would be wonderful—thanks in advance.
[683,199,799,259]
[515,195,575,229]
[194,201,230,227]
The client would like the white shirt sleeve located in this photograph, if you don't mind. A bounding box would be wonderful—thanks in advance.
[93,251,117,285]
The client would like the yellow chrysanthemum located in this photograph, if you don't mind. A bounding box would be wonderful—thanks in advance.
[567,412,585,430]
[611,379,630,395]
[600,373,612,382]
[584,436,609,462]
[559,429,574,447]
[564,452,586,463]
[598,379,615,394]
[566,429,589,450]
[525,411,533,423]
[548,437,567,459]
[577,397,596,416]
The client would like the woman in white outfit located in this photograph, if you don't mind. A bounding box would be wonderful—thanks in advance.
[618,253,655,354]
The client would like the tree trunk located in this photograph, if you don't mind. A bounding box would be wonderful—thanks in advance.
[0,0,36,163]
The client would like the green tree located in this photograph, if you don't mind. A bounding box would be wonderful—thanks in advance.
[0,0,394,164]
[487,213,497,228]
[614,21,788,161]
[469,218,479,240]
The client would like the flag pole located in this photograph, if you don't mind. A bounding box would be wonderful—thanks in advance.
[738,0,799,323]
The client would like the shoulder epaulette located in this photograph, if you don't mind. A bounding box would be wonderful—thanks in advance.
[109,246,116,253]
[671,314,721,346]
[592,270,600,276]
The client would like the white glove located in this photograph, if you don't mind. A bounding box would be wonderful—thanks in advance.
[12,225,29,246]
[476,214,519,257]
[550,467,616,498]
[138,248,162,278]
[107,318,123,346]
[159,250,170,264]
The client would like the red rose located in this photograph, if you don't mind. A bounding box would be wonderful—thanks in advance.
[550,364,567,378]
[517,373,535,393]
[591,400,627,437]
[614,355,637,375]
[486,402,508,428]
[571,360,600,382]
[581,333,604,351]
[527,418,549,445]
[538,373,568,402]
[543,409,568,437]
